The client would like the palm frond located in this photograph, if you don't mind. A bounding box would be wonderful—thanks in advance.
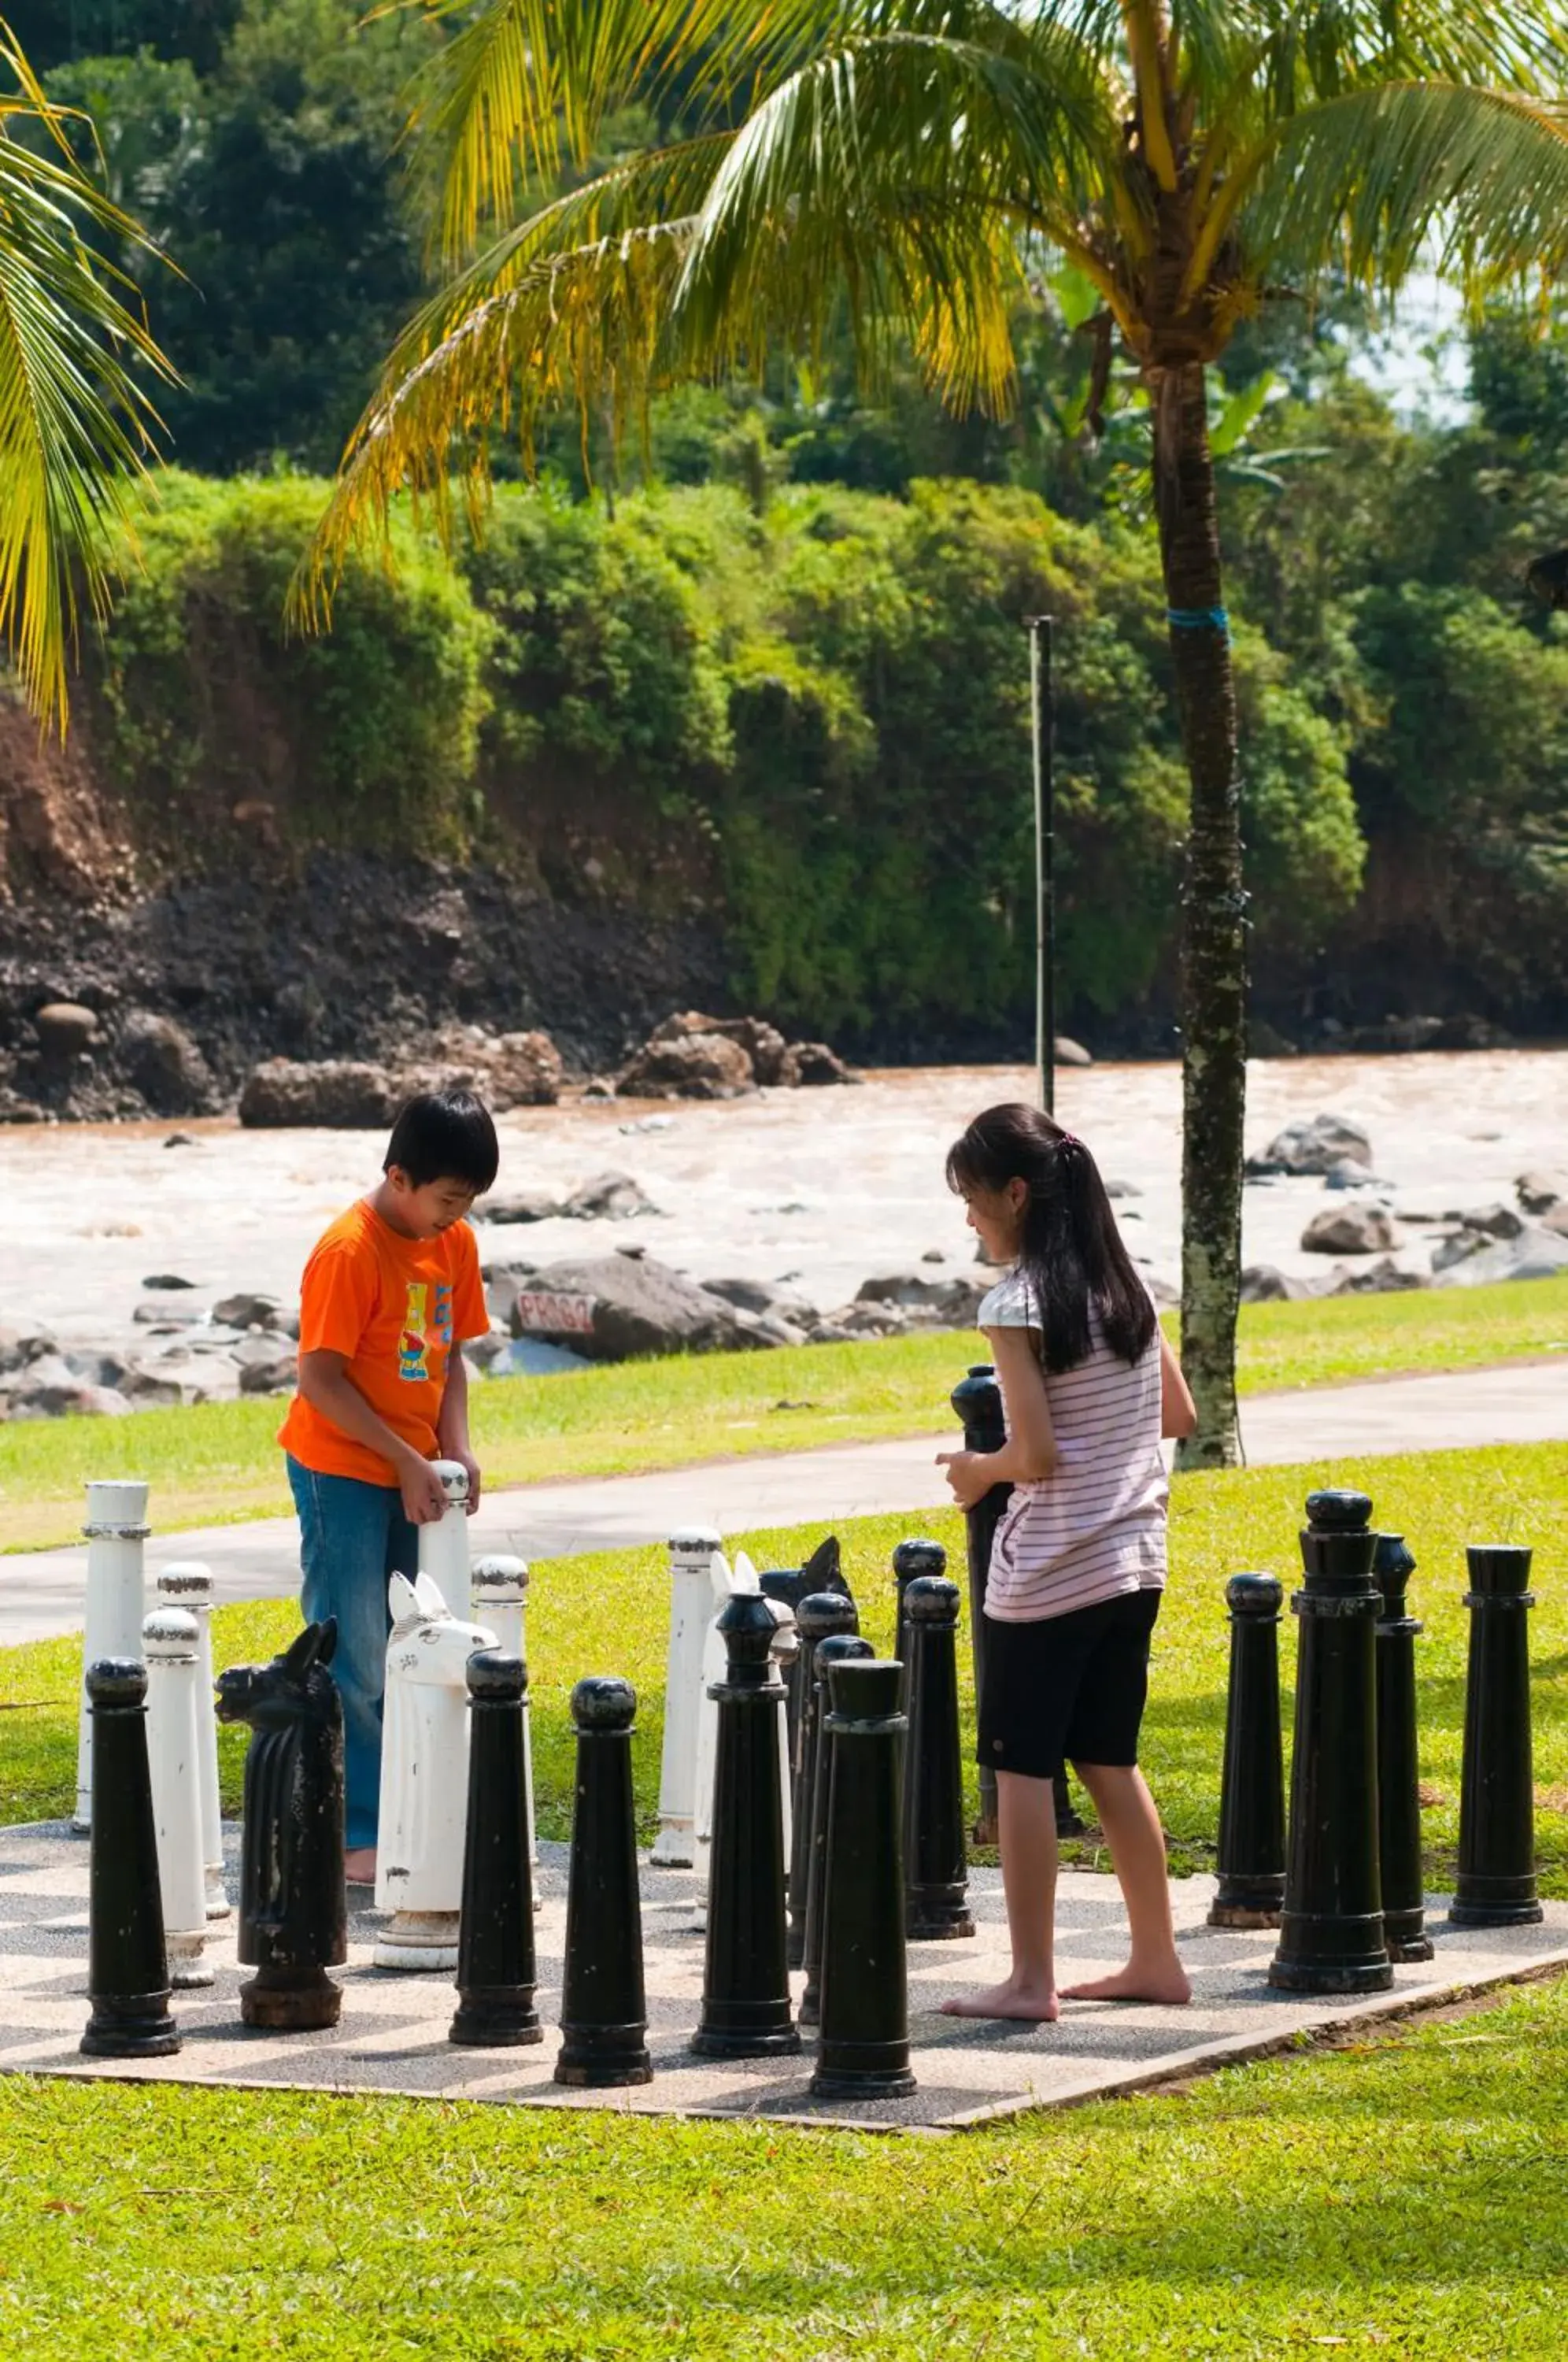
[298,135,733,613]
[679,22,1126,376]
[0,24,173,729]
[404,0,838,265]
[1225,82,1568,297]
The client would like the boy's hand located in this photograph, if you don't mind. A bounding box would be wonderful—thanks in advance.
[398,1453,451,1526]
[447,1443,482,1514]
[936,1449,990,1512]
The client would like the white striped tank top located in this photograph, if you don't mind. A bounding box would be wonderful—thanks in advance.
[978,1267,1168,1623]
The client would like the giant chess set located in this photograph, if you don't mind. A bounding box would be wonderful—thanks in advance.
[3,1436,1566,2132]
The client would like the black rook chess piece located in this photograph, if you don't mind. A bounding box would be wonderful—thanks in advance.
[1207,1574,1287,1928]
[555,1675,653,2086]
[451,1650,542,2046]
[80,1659,180,2060]
[216,1620,347,2031]
[812,1657,917,2101]
[892,1538,946,1705]
[1268,1492,1392,1995]
[692,1594,800,2057]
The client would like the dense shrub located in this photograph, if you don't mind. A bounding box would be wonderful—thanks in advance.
[90,472,490,856]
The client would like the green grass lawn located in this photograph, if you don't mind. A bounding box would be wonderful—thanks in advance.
[3,1274,1566,1552]
[3,1442,1566,2356]
[5,1442,1565,1895]
[3,1958,1568,2355]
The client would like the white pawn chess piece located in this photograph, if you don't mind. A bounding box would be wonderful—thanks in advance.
[691,1547,757,1931]
[653,1526,723,1868]
[374,1570,497,1970]
[75,1479,150,1832]
[471,1554,537,1869]
[156,1561,229,1919]
[143,1605,214,1988]
[419,1459,473,1619]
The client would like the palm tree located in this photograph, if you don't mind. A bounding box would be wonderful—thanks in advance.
[0,21,172,729]
[309,0,1568,1462]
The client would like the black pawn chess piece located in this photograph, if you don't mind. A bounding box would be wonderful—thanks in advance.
[1268,1492,1392,1995]
[216,1619,347,2031]
[1208,1573,1287,1928]
[799,1633,875,2026]
[692,1594,800,2057]
[80,1659,179,2060]
[788,1590,860,1968]
[451,1650,542,2046]
[904,1575,975,1940]
[812,1657,917,2101]
[555,1675,653,2087]
[892,1538,946,1705]
[1372,1535,1433,1961]
[1451,1545,1544,1928]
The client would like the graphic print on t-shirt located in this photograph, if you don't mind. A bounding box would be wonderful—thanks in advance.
[399,1281,430,1383]
[434,1281,453,1349]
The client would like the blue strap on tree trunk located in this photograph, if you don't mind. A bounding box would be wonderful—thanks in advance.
[1166,605,1230,631]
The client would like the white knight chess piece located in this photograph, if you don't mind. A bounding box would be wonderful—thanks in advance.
[373,1570,497,1970]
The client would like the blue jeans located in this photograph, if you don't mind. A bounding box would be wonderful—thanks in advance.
[287,1456,420,1849]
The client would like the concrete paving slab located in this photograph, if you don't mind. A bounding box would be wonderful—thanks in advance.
[2,1361,1563,1649]
[2,1820,1564,2133]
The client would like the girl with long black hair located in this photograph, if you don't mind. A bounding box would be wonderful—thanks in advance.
[937,1101,1196,2021]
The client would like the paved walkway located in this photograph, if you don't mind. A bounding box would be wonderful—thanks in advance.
[2,1362,1562,1647]
[4,1820,1565,2131]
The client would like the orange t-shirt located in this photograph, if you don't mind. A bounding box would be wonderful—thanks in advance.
[278,1201,490,1486]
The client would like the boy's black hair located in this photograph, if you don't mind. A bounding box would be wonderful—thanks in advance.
[383,1090,499,1194]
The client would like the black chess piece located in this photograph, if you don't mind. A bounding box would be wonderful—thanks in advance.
[451,1651,542,2045]
[216,1619,347,2031]
[80,1659,179,2060]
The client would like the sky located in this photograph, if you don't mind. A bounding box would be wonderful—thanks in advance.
[1346,273,1471,424]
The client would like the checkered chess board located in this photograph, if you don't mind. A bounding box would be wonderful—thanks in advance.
[3,1822,1565,2130]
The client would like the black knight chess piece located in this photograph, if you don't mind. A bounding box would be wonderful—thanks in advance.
[216,1619,347,2031]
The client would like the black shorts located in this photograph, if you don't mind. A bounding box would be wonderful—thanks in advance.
[977,1589,1160,1781]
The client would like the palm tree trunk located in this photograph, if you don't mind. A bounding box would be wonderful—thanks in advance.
[1154,361,1244,1468]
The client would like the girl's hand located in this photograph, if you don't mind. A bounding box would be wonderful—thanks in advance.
[936,1449,990,1511]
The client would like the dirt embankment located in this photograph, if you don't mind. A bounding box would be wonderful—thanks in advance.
[0,716,728,1120]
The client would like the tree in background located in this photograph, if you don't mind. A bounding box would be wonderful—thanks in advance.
[0,20,171,725]
[308,0,1568,1464]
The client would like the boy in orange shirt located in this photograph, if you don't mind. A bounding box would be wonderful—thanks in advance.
[279,1089,498,1882]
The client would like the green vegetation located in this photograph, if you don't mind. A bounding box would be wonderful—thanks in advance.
[4,1279,1566,1552]
[4,1445,1568,2356]
[6,1443,1566,1902]
[17,0,1568,1054]
[3,1969,1568,2356]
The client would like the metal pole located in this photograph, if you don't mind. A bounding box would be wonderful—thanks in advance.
[1028,615,1056,1116]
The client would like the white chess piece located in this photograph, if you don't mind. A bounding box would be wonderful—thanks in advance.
[75,1479,150,1832]
[156,1561,229,1918]
[471,1554,537,1869]
[143,1605,213,1988]
[374,1570,497,1969]
[692,1549,758,1930]
[419,1460,472,1619]
[653,1527,723,1868]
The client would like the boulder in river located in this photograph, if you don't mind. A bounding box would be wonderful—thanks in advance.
[617,1027,756,1101]
[1516,1172,1565,1216]
[502,1253,757,1361]
[1300,1202,1400,1255]
[239,1058,403,1129]
[1433,1226,1568,1287]
[1250,1113,1373,1177]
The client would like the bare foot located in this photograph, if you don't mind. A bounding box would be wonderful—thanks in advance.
[940,1976,1060,2023]
[343,1846,378,1886]
[1060,1960,1192,2005]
